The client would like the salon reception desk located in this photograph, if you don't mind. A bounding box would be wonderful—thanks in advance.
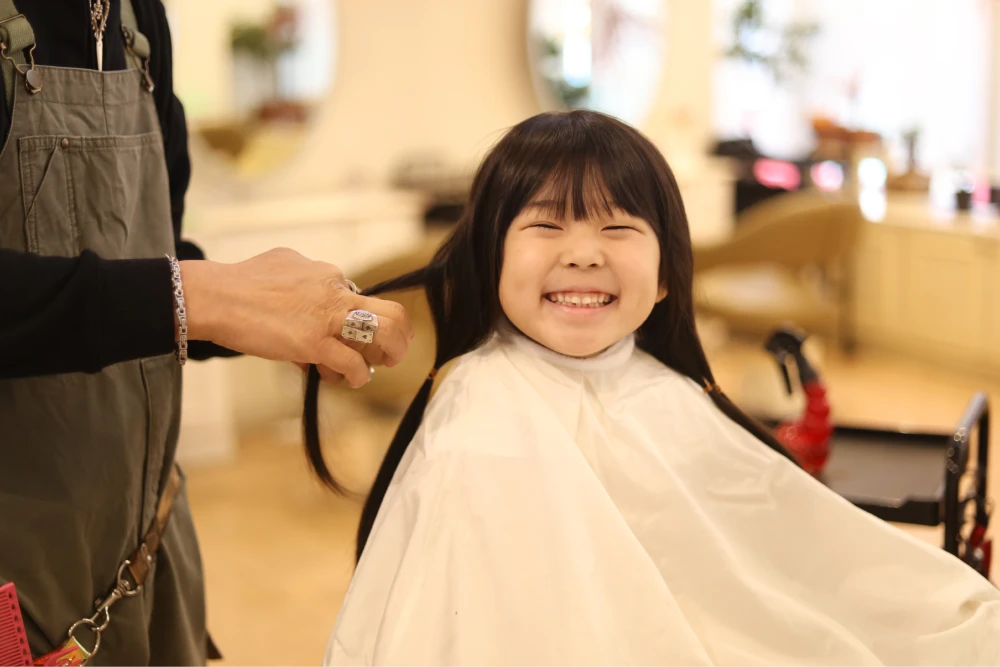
[852,193,1000,376]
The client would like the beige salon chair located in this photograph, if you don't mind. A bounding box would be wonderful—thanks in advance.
[693,192,864,350]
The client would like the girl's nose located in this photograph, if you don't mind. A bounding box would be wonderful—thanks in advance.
[560,233,605,269]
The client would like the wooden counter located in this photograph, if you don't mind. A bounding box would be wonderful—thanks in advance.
[853,193,1000,375]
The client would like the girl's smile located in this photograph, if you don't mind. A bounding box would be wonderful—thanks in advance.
[543,290,618,308]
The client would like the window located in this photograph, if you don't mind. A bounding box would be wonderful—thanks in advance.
[713,0,992,175]
[529,0,666,125]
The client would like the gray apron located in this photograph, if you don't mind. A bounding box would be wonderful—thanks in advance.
[0,2,212,664]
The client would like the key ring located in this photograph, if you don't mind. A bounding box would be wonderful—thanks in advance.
[66,617,102,659]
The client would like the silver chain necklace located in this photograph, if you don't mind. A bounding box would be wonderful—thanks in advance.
[90,0,111,71]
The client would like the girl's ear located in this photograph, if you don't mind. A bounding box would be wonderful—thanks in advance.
[656,283,668,303]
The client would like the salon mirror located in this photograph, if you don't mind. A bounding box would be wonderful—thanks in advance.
[163,0,335,179]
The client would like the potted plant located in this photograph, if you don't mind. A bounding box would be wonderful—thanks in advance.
[723,0,819,84]
[230,7,299,118]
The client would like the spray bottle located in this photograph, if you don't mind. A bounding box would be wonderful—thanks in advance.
[764,327,833,477]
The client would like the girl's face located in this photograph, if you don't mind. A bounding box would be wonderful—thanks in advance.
[499,195,667,358]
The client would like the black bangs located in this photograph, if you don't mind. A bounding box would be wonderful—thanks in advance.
[490,111,668,233]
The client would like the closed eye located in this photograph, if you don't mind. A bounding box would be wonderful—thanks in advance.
[604,225,637,232]
[532,223,562,230]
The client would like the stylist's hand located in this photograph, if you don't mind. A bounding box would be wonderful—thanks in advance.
[179,248,414,388]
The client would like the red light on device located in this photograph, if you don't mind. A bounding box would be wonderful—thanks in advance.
[753,158,801,190]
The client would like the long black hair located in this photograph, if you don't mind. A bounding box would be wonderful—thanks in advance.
[303,110,796,563]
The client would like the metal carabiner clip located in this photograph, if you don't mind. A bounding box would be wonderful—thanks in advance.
[45,558,145,665]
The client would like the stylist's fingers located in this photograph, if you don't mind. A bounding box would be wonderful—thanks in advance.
[350,296,412,367]
[341,336,388,368]
[315,337,371,388]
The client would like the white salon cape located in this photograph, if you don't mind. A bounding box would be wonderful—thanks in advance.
[325,331,1000,665]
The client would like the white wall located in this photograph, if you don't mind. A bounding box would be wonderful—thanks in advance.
[644,0,715,167]
[251,0,542,193]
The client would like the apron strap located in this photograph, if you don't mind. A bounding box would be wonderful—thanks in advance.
[120,0,155,91]
[126,465,182,586]
[119,0,150,63]
[0,0,34,112]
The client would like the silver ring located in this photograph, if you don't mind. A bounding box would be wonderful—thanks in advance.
[342,309,379,344]
[344,279,360,294]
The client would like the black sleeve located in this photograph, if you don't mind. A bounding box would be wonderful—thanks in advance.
[0,249,176,378]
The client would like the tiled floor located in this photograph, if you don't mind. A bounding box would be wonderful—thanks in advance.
[185,337,1000,666]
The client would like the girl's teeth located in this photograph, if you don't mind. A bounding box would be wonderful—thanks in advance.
[548,293,613,307]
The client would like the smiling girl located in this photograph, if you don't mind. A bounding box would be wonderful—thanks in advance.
[306,111,999,666]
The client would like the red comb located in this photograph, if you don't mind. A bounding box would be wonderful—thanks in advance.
[0,582,33,666]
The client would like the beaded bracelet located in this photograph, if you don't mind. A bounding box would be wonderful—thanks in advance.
[166,255,188,366]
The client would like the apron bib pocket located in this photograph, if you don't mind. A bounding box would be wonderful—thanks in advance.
[63,132,170,260]
[17,132,170,260]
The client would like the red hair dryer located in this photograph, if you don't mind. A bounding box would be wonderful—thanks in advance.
[765,327,833,477]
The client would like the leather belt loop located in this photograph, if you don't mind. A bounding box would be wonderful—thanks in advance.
[128,466,181,587]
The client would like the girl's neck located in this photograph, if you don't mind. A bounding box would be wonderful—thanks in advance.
[497,324,635,373]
